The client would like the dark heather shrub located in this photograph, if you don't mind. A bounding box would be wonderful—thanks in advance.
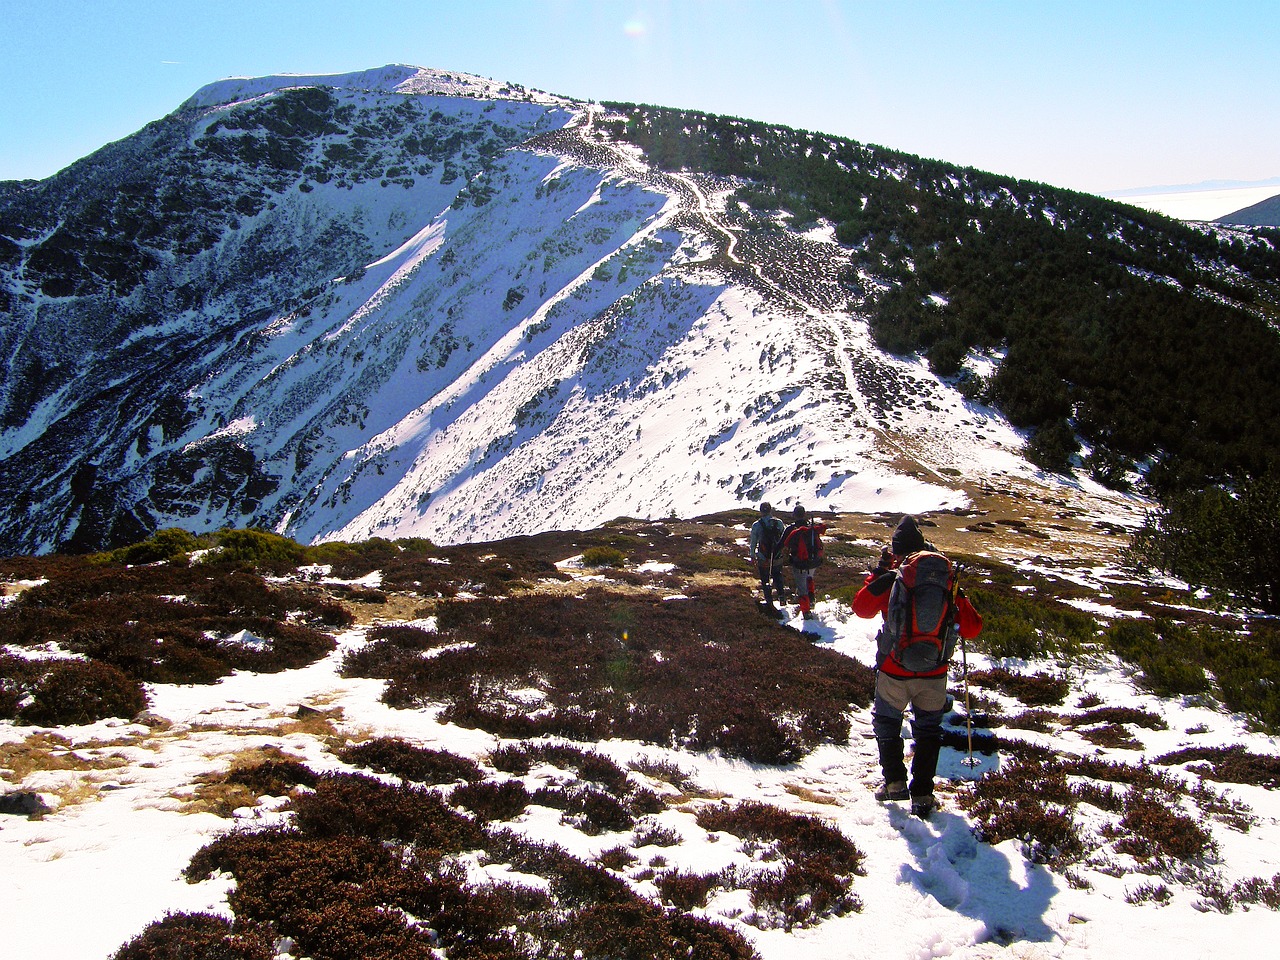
[1068,706,1168,730]
[19,659,147,725]
[372,587,872,764]
[969,667,1070,706]
[749,862,861,930]
[597,845,639,870]
[664,912,760,960]
[1155,745,1280,790]
[186,832,402,927]
[696,801,865,875]
[1112,792,1217,863]
[338,737,484,784]
[290,772,484,853]
[109,911,274,960]
[225,758,318,795]
[656,870,719,909]
[451,779,531,820]
[287,898,435,960]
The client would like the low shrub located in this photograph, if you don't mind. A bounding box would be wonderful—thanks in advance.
[1067,706,1168,731]
[968,667,1070,706]
[1233,873,1280,910]
[368,587,873,764]
[338,737,484,785]
[966,585,1096,661]
[1154,745,1280,790]
[290,772,484,853]
[19,660,147,725]
[1125,882,1173,906]
[0,562,344,688]
[633,820,682,848]
[452,779,530,820]
[226,757,318,795]
[581,546,627,568]
[532,784,636,834]
[749,862,861,931]
[109,911,274,960]
[1109,792,1218,864]
[656,870,718,909]
[596,845,638,870]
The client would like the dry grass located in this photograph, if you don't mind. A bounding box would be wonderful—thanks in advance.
[784,783,841,806]
[0,731,134,783]
[183,744,312,817]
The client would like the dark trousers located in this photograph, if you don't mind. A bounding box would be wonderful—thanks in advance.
[872,672,946,797]
[756,558,786,604]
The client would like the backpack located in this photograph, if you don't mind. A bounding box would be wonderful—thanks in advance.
[759,517,785,557]
[883,551,958,674]
[788,524,824,569]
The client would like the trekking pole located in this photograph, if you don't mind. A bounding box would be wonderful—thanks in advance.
[960,628,979,769]
[951,563,980,770]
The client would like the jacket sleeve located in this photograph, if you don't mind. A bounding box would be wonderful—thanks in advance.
[956,593,983,638]
[852,571,893,619]
[748,522,760,559]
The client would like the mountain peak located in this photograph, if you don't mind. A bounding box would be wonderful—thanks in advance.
[183,64,572,111]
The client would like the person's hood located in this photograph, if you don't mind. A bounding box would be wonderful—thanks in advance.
[891,515,930,555]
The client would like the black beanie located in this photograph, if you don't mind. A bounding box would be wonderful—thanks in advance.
[891,515,927,555]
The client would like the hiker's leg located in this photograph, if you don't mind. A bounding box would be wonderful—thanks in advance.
[793,568,811,614]
[771,562,787,602]
[872,674,908,785]
[756,560,773,603]
[907,677,947,799]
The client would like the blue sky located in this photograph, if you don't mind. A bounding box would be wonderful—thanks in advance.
[2,0,1277,198]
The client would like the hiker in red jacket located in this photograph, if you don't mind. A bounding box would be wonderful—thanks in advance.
[853,515,982,818]
[781,504,826,620]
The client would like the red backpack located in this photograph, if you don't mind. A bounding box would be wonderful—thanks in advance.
[884,551,958,674]
[788,524,824,569]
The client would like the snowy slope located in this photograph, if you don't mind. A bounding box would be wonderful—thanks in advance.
[0,67,1096,556]
[3,541,1278,960]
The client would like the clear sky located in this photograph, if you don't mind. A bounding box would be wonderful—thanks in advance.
[2,0,1277,202]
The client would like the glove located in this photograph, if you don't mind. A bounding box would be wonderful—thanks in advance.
[869,546,893,577]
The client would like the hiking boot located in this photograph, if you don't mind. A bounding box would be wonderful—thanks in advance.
[875,781,910,802]
[910,793,936,819]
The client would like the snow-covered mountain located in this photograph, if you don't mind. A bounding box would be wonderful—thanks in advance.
[0,65,1121,554]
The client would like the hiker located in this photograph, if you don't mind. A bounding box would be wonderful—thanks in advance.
[781,504,826,620]
[748,501,788,613]
[853,515,982,818]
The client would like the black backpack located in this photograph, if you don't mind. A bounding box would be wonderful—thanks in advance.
[883,551,958,674]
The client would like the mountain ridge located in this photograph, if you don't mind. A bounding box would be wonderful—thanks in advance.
[1,65,1276,556]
